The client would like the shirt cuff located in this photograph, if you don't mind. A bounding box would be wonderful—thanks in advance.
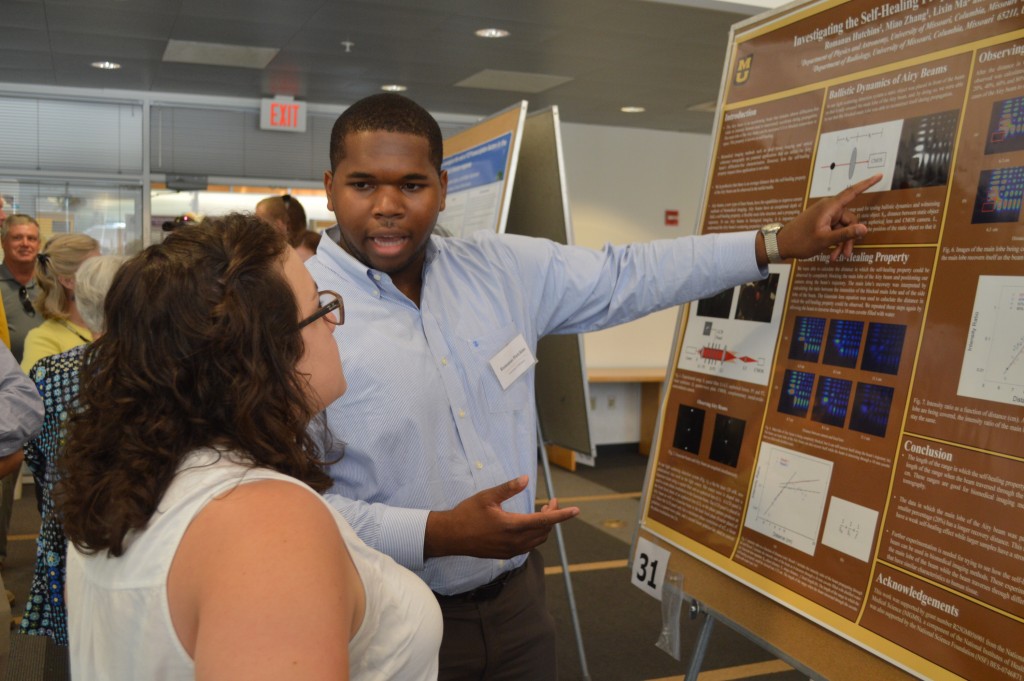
[379,505,430,571]
[716,229,768,280]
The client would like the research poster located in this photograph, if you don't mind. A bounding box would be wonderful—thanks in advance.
[641,1,1024,678]
[439,101,526,237]
[441,132,514,237]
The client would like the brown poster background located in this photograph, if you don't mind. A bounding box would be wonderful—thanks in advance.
[641,1,1024,679]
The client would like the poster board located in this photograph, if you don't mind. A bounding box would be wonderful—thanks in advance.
[440,101,527,237]
[637,1,1024,679]
[505,107,597,464]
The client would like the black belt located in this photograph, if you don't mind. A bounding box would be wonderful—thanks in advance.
[433,562,528,603]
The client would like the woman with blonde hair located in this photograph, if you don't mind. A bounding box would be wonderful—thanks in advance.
[20,233,99,372]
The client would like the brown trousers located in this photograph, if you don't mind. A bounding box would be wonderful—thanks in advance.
[436,550,557,681]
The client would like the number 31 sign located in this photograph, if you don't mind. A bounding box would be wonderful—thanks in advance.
[631,536,671,600]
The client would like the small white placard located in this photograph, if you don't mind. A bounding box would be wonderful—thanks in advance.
[488,333,536,390]
[631,537,671,600]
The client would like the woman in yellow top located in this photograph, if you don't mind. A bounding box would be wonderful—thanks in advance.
[0,298,9,348]
[20,234,99,373]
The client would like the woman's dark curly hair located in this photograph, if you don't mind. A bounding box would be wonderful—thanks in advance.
[58,213,332,556]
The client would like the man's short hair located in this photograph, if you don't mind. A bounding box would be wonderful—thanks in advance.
[329,94,444,174]
[1,214,41,242]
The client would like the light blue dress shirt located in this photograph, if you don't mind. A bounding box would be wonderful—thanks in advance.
[308,228,764,595]
[1,341,44,457]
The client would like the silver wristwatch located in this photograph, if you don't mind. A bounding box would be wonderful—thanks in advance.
[760,222,785,264]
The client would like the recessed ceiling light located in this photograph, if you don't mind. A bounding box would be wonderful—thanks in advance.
[381,84,407,92]
[620,106,646,113]
[475,28,510,38]
[91,61,121,70]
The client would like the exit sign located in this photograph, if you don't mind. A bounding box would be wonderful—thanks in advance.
[260,97,307,133]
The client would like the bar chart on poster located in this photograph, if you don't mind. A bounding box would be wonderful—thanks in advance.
[635,1,1024,679]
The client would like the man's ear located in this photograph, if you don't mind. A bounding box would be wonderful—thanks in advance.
[438,169,448,212]
[323,171,335,212]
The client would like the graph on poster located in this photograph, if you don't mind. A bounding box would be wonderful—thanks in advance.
[809,121,900,197]
[744,444,833,556]
[958,275,1024,407]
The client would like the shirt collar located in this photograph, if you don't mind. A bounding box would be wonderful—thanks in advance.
[0,261,34,285]
[314,226,444,289]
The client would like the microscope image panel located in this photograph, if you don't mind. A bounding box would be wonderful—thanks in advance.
[860,322,907,375]
[673,404,706,455]
[822,319,865,369]
[891,110,958,190]
[985,96,1024,155]
[972,166,1024,224]
[789,316,826,363]
[779,370,815,418]
[811,377,852,428]
[696,289,735,319]
[849,383,895,438]
[735,274,781,323]
[709,414,746,468]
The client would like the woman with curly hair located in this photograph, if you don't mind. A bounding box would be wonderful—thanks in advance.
[59,214,441,680]
[20,232,99,372]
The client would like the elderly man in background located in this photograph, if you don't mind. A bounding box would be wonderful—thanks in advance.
[1,214,43,363]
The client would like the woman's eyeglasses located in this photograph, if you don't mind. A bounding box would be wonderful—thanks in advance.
[18,285,35,317]
[297,290,344,330]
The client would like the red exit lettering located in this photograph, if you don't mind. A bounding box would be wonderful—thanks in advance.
[664,210,679,227]
[270,102,300,128]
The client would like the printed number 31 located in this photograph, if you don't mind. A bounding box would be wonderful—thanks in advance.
[635,552,659,588]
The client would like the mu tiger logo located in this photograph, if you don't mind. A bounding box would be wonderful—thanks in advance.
[735,55,753,85]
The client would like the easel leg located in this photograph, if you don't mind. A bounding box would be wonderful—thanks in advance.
[685,604,715,681]
[537,423,591,681]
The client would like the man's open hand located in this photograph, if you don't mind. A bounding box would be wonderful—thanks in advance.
[424,476,580,559]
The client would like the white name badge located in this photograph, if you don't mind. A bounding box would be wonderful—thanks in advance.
[488,333,537,391]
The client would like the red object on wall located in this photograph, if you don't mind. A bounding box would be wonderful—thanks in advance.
[664,210,679,226]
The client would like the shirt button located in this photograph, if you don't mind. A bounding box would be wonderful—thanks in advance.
[373,273,381,281]
[442,357,448,366]
[373,290,380,298]
[458,409,466,418]
[475,461,484,470]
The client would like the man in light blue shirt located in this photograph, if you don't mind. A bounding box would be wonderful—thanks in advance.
[307,93,879,680]
[0,342,42,463]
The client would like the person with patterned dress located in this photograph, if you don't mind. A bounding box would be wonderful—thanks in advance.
[19,255,124,645]
[20,344,84,643]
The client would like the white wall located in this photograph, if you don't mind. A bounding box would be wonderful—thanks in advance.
[559,121,713,444]
[560,122,712,370]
